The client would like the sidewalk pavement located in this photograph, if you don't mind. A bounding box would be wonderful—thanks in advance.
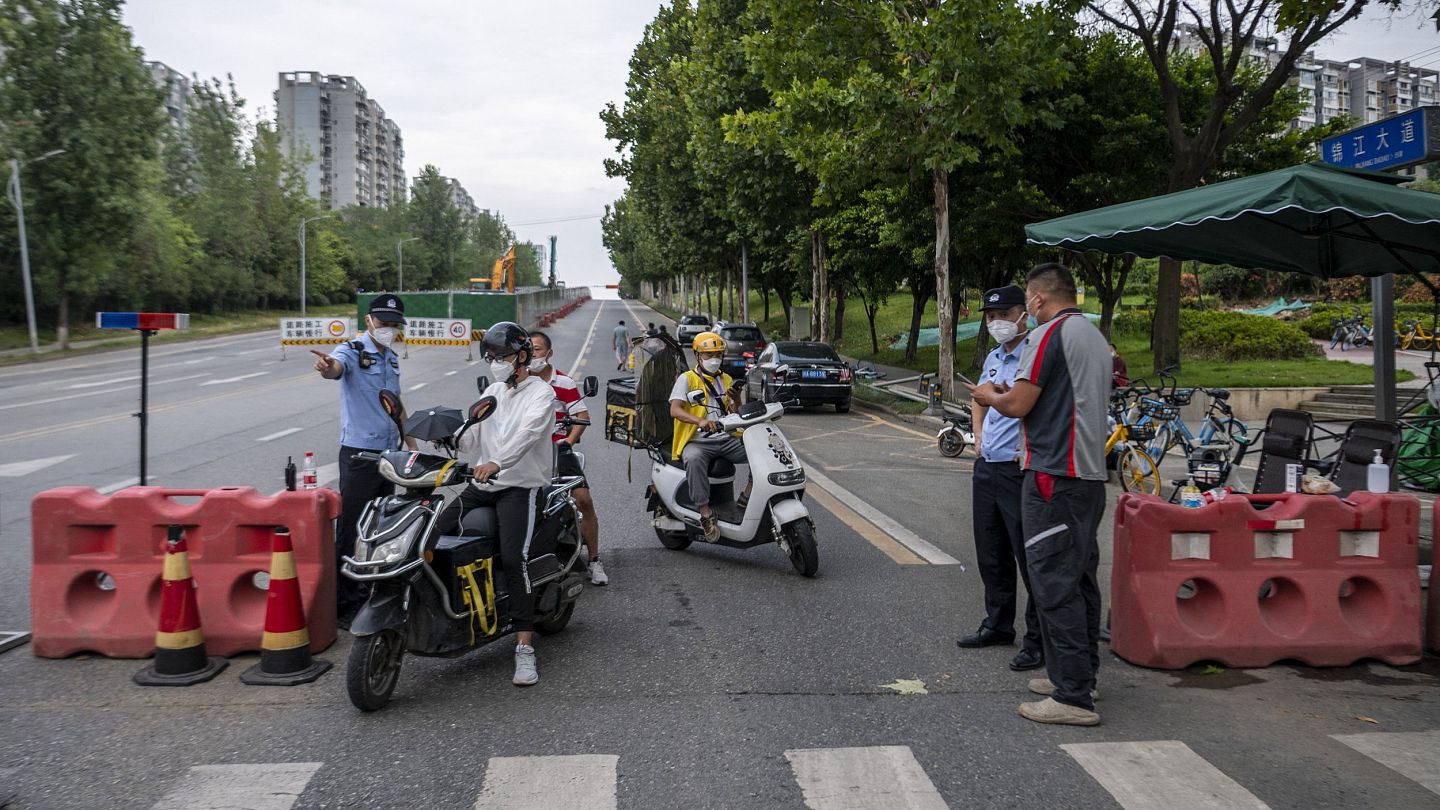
[1315,338,1436,382]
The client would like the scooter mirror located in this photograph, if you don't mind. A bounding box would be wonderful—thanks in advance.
[582,375,599,398]
[774,364,791,376]
[476,375,491,394]
[468,395,498,424]
[686,389,707,405]
[378,390,405,430]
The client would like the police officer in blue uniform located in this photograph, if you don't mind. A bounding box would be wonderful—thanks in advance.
[956,284,1044,672]
[312,294,415,625]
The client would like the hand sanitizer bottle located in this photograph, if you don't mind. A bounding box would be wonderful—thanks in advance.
[1366,449,1389,493]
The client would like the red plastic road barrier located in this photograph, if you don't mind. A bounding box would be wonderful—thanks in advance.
[1111,491,1422,669]
[1430,506,1440,654]
[31,487,340,658]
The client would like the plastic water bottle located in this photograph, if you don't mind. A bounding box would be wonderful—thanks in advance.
[1180,478,1203,508]
[1366,449,1389,493]
[302,451,318,490]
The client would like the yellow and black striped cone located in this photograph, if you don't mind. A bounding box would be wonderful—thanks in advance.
[134,525,228,686]
[240,527,332,685]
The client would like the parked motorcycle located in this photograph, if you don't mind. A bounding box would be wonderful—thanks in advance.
[936,406,975,458]
[341,387,591,711]
[647,397,818,576]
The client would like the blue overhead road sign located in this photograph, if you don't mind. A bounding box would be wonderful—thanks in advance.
[1321,107,1439,173]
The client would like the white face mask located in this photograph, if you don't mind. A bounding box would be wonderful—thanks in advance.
[489,359,516,382]
[369,326,397,347]
[700,357,722,374]
[986,315,1024,345]
[528,353,550,373]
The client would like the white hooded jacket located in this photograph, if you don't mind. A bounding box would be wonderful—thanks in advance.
[455,374,557,491]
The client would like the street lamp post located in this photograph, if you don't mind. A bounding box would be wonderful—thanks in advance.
[6,149,65,353]
[396,237,419,292]
[298,214,334,315]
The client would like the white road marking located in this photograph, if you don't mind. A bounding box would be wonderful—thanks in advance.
[474,754,618,810]
[445,370,458,376]
[785,746,948,810]
[567,298,606,372]
[0,454,75,477]
[315,462,340,488]
[199,371,269,386]
[1333,731,1440,797]
[1061,741,1269,810]
[1,374,213,412]
[97,477,140,494]
[66,374,141,390]
[409,382,428,391]
[150,762,322,810]
[801,466,961,565]
[256,427,303,442]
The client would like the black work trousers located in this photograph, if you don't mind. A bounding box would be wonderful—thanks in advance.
[337,445,393,613]
[436,485,540,632]
[971,459,1041,652]
[1021,471,1106,711]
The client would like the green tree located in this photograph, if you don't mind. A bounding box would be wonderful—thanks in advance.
[0,0,167,345]
[409,165,467,290]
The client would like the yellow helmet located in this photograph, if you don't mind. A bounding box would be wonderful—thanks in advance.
[692,331,725,353]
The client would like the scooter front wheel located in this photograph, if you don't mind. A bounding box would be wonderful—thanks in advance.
[781,519,819,577]
[346,628,405,712]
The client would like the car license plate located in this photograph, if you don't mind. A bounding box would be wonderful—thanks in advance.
[802,370,827,379]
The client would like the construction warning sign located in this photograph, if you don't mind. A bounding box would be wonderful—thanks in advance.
[401,318,473,347]
[280,317,353,346]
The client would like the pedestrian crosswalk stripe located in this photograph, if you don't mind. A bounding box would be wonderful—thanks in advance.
[1333,731,1440,797]
[474,754,618,809]
[785,746,948,810]
[150,762,322,810]
[1061,741,1269,810]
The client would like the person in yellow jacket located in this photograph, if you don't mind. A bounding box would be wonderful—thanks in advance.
[668,331,750,542]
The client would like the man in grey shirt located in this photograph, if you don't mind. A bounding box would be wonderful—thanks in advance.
[968,262,1110,727]
[612,319,631,370]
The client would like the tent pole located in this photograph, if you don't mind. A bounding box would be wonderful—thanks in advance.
[1372,274,1396,422]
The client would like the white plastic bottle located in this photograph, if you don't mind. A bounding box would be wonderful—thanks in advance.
[1180,478,1203,508]
[1366,448,1389,493]
[302,451,318,490]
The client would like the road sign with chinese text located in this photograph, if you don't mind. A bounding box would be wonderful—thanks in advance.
[1321,107,1439,173]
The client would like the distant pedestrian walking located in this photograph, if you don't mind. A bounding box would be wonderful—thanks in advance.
[612,319,631,370]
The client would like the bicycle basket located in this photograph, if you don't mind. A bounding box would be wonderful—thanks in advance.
[1169,388,1195,406]
[1128,424,1157,443]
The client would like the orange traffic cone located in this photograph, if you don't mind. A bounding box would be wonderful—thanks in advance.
[240,527,332,685]
[134,525,228,686]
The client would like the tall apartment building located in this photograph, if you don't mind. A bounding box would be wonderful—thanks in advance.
[1292,55,1438,129]
[275,71,406,209]
[425,176,479,219]
[146,60,191,134]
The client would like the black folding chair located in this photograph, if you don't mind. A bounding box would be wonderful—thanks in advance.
[1326,419,1403,497]
[1253,409,1313,493]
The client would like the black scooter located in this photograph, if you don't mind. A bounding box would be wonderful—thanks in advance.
[340,384,592,711]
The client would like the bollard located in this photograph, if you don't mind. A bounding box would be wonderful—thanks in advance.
[922,382,946,417]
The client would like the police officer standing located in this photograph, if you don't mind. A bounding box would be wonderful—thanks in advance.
[957,285,1043,674]
[312,294,415,627]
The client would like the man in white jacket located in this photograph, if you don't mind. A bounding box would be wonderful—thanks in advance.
[437,322,558,687]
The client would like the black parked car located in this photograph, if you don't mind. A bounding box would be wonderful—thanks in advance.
[745,341,852,412]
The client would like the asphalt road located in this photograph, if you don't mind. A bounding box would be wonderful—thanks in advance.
[1,298,1437,809]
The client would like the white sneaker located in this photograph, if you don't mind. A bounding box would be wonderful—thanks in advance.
[589,559,609,586]
[513,644,538,687]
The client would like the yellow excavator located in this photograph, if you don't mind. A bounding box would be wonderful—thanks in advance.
[469,246,517,293]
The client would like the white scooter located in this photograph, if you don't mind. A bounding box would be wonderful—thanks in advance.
[647,396,818,576]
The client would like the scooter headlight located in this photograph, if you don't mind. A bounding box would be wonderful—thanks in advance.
[367,519,426,565]
[768,469,806,486]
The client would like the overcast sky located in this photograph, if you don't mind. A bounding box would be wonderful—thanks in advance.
[122,2,1437,291]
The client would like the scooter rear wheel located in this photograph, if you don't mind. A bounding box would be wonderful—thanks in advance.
[937,430,966,458]
[782,519,819,577]
[535,601,576,635]
[346,629,404,712]
[656,526,692,550]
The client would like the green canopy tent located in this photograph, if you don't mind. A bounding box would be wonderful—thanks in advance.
[1024,161,1440,421]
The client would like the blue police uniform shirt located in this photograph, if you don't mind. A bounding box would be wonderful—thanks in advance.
[329,333,402,450]
[979,337,1025,463]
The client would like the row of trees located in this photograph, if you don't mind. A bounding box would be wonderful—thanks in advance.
[600,0,1403,392]
[0,0,541,348]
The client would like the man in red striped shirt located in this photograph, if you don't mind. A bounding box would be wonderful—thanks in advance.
[529,331,608,586]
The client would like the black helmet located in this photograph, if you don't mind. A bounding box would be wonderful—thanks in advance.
[480,321,532,362]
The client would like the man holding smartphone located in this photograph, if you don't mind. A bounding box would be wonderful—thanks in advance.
[957,285,1043,674]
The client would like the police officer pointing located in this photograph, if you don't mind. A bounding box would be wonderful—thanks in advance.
[312,294,416,626]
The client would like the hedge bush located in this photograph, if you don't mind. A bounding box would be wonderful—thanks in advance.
[1111,309,1317,361]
